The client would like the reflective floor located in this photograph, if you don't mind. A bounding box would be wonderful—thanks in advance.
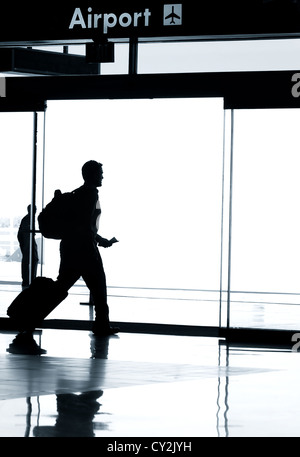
[0,328,299,437]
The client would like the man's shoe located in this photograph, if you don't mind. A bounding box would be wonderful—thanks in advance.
[7,332,47,355]
[92,324,120,337]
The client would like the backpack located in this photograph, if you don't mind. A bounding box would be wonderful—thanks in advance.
[38,189,79,239]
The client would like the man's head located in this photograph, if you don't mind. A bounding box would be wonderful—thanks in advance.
[82,160,103,187]
[27,204,37,214]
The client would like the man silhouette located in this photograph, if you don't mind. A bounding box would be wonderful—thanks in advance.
[56,160,119,336]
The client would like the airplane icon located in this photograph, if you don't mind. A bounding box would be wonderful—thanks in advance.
[165,6,180,24]
[163,4,182,25]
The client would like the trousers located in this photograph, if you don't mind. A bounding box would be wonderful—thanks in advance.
[20,241,38,288]
[56,238,109,327]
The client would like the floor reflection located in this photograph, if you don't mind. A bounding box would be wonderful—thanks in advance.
[216,343,229,437]
[33,390,104,437]
[90,334,118,359]
[0,329,296,437]
[17,369,230,437]
[11,335,114,437]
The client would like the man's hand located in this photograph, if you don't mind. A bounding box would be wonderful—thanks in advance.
[97,236,119,248]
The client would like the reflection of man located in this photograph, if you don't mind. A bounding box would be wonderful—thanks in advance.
[33,390,104,437]
[17,205,39,289]
[56,160,119,336]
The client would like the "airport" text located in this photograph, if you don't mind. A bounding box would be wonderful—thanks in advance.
[69,7,151,34]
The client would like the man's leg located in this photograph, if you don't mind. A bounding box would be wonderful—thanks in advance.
[82,270,109,325]
[82,253,118,336]
[56,241,81,294]
[20,247,29,289]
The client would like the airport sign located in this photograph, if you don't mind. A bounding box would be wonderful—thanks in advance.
[1,1,300,46]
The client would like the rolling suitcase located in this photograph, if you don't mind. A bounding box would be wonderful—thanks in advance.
[7,276,68,332]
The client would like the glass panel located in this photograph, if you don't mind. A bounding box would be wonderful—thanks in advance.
[101,43,129,75]
[138,39,300,74]
[67,43,130,75]
[43,98,224,326]
[0,112,40,316]
[230,109,300,330]
[219,109,234,329]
